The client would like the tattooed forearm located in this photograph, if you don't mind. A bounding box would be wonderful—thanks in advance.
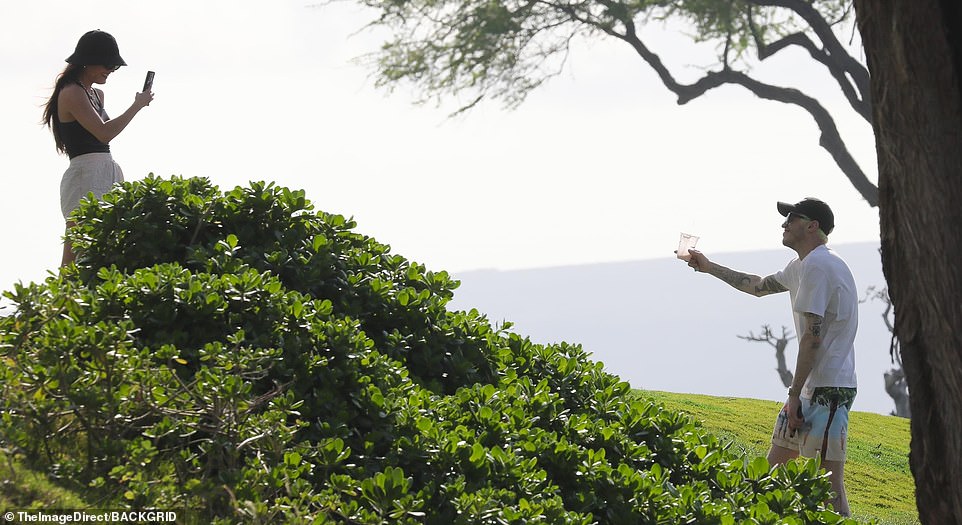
[708,263,753,290]
[792,313,824,393]
[706,263,786,297]
[754,276,788,296]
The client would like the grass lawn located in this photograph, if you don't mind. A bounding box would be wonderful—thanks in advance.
[639,390,919,525]
[0,453,88,510]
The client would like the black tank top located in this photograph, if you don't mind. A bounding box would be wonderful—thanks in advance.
[61,85,111,159]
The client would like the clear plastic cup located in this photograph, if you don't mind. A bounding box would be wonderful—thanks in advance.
[676,233,699,261]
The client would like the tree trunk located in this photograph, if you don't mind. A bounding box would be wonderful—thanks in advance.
[854,1,962,523]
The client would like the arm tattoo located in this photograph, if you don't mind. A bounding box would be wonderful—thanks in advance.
[708,264,786,296]
[804,313,823,341]
[709,264,753,290]
[754,276,788,296]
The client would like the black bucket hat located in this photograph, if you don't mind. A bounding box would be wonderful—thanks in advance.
[777,198,835,235]
[65,30,127,67]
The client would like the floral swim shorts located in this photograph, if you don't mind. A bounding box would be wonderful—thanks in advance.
[771,387,857,462]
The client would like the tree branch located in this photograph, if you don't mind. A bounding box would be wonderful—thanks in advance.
[612,17,879,205]
[745,0,871,102]
[716,69,878,205]
[746,8,871,121]
[366,0,882,206]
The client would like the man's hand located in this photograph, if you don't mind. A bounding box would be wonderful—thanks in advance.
[685,249,710,272]
[787,396,805,432]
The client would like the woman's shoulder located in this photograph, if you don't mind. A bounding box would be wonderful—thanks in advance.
[59,82,88,101]
[58,83,84,105]
[60,82,84,95]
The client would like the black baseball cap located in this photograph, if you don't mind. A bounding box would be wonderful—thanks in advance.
[777,198,835,235]
[66,30,127,67]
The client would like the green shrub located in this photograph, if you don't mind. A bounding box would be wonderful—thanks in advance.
[0,176,860,523]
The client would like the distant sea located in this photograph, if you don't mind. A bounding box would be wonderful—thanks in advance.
[449,241,898,416]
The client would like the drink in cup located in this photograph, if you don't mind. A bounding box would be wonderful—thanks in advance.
[676,233,699,261]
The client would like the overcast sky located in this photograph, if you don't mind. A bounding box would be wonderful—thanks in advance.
[1,0,880,288]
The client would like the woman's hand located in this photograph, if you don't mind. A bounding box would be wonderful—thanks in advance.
[134,90,154,108]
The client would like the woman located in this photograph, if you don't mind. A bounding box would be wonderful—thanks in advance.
[42,29,154,266]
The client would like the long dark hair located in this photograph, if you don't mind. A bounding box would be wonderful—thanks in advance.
[42,64,84,155]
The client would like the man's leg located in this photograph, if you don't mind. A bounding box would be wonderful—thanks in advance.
[795,390,855,517]
[822,459,849,516]
[769,405,801,466]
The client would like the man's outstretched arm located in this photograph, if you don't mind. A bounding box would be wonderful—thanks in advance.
[686,249,788,297]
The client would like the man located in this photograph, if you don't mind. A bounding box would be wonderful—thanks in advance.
[684,198,858,516]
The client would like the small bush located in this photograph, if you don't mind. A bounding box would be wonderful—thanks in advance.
[0,176,859,523]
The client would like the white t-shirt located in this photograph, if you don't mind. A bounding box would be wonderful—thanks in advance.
[774,245,858,397]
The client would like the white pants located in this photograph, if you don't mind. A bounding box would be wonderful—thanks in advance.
[60,152,124,219]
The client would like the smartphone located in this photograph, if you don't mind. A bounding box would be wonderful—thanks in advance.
[143,71,155,92]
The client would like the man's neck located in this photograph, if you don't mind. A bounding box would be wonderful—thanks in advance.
[795,241,827,260]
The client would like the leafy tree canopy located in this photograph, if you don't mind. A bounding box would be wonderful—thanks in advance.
[353,0,878,204]
[1,177,858,523]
